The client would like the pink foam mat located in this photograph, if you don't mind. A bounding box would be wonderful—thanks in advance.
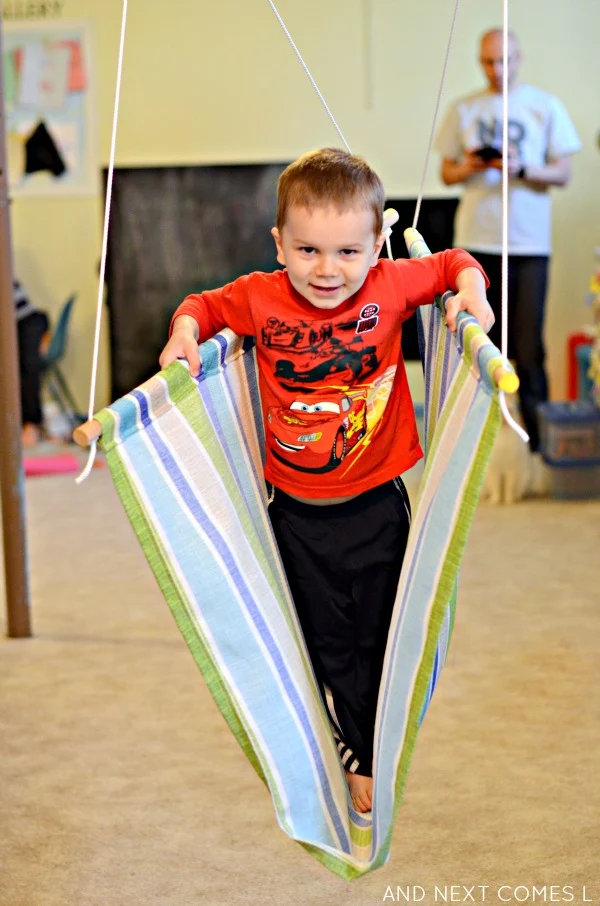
[24,454,103,477]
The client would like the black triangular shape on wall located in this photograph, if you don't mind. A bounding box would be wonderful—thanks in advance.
[25,120,67,177]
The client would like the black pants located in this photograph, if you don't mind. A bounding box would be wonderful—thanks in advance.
[467,251,549,451]
[269,478,411,776]
[17,311,49,425]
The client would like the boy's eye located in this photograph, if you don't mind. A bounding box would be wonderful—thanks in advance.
[299,246,316,254]
[340,249,358,256]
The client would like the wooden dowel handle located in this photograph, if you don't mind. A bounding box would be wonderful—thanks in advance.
[73,418,103,447]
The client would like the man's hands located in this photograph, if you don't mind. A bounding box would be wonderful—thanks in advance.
[441,144,524,186]
[461,149,490,178]
[441,150,487,185]
[159,315,201,377]
[487,141,522,178]
[445,267,495,334]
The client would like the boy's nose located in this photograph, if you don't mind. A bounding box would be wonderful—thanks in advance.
[315,255,337,277]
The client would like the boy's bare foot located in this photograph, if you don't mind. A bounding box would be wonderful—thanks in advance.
[346,770,373,813]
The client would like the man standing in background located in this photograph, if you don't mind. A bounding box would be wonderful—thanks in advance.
[436,29,581,452]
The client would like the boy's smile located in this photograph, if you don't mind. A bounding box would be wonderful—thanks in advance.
[272,205,385,310]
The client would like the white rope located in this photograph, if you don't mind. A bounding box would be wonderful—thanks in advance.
[501,3,509,361]
[412,0,461,230]
[265,0,352,154]
[499,390,529,443]
[385,233,393,260]
[76,0,129,484]
[499,2,528,442]
[362,0,374,110]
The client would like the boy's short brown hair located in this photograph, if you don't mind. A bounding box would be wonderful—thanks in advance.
[276,148,385,236]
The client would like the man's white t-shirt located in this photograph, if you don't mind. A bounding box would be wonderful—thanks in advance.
[435,83,581,255]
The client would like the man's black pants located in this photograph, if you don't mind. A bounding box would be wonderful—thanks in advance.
[269,478,411,776]
[467,251,549,451]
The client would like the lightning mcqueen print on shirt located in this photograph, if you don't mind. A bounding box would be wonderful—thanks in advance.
[268,392,368,473]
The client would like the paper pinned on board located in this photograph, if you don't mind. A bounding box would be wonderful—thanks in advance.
[18,40,70,109]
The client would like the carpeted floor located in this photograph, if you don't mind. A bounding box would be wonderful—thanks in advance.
[1,463,599,906]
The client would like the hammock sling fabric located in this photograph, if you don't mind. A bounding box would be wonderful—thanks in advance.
[94,230,504,879]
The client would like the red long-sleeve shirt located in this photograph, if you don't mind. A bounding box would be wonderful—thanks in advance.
[172,251,485,498]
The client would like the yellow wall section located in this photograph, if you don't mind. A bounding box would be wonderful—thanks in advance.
[8,0,600,410]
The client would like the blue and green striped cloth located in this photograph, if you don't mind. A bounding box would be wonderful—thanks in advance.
[95,230,507,878]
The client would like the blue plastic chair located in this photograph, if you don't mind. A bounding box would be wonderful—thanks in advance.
[41,294,84,427]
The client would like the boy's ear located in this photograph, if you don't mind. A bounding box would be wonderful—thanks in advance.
[271,227,286,266]
[370,232,387,265]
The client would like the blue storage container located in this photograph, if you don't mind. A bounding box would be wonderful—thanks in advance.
[538,401,600,466]
[538,401,600,499]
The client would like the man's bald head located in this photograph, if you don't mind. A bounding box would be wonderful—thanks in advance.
[479,29,521,93]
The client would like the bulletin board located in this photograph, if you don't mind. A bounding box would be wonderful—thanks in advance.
[2,20,97,195]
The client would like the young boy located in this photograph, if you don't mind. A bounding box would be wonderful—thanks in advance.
[159,148,493,813]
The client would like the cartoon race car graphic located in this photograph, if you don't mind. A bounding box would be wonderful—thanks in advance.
[261,317,333,350]
[268,392,368,472]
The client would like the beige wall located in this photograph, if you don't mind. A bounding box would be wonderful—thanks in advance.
[8,0,600,409]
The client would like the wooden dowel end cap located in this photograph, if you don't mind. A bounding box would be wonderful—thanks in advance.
[72,418,103,447]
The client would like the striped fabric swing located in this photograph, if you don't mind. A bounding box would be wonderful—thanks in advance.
[91,227,509,879]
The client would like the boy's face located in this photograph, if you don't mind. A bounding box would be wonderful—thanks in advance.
[271,205,385,310]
